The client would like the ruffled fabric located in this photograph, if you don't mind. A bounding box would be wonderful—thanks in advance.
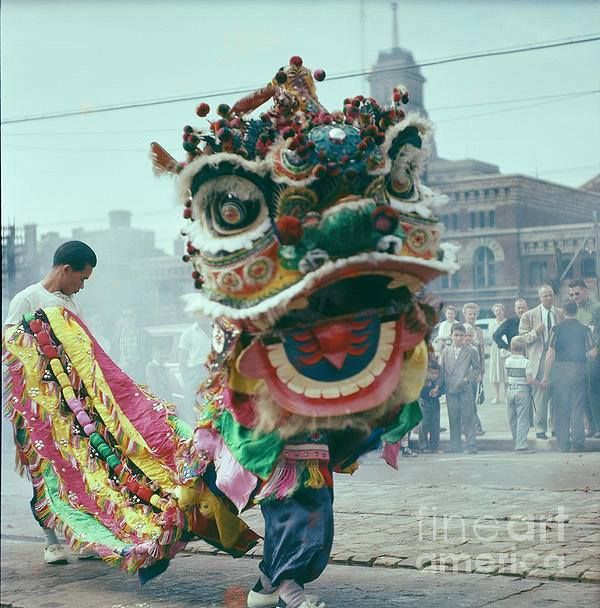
[2,307,259,574]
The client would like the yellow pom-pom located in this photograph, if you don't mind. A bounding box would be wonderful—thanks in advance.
[149,494,161,507]
[63,387,76,401]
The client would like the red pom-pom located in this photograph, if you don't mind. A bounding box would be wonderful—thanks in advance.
[42,345,59,360]
[191,271,200,280]
[313,69,326,81]
[195,102,210,117]
[29,320,42,333]
[276,215,304,245]
[372,206,399,234]
[36,332,51,346]
[393,91,402,103]
[289,55,303,67]
[183,208,192,219]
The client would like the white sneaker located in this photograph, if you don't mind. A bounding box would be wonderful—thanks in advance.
[247,580,280,608]
[44,544,68,564]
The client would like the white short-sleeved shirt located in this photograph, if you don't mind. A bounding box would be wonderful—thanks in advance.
[4,282,82,327]
[178,323,211,369]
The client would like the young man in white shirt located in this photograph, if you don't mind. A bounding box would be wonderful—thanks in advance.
[3,240,97,564]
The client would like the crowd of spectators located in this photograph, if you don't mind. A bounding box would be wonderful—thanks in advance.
[424,280,599,454]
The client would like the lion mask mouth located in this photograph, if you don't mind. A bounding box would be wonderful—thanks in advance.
[236,274,428,417]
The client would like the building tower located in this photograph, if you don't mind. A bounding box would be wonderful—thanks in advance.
[367,2,429,121]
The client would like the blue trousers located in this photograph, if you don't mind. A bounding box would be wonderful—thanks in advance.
[259,486,334,586]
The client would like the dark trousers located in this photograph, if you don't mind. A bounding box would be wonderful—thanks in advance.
[447,387,476,451]
[259,486,334,587]
[420,400,440,450]
[551,362,587,451]
[585,359,600,433]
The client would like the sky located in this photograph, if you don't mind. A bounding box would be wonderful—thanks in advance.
[2,0,599,253]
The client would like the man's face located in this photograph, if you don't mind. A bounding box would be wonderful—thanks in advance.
[464,330,475,345]
[451,330,465,347]
[569,286,588,305]
[445,308,456,322]
[464,308,478,324]
[61,264,93,296]
[539,287,554,309]
[514,300,528,318]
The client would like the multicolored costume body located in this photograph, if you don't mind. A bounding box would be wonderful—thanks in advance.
[3,57,457,604]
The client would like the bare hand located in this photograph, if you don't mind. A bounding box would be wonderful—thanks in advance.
[535,323,545,336]
[430,387,439,397]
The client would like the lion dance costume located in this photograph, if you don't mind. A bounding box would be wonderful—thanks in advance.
[3,57,457,608]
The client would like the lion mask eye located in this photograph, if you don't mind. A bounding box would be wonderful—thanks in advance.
[196,175,268,237]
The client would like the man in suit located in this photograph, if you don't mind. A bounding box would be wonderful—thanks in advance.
[440,323,482,454]
[519,284,564,440]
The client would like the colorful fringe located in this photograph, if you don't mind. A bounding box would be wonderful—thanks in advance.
[255,457,332,502]
[2,307,259,574]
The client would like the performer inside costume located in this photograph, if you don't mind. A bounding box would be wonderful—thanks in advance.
[3,55,458,608]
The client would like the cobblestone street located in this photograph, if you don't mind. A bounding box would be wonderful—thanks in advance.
[2,410,599,606]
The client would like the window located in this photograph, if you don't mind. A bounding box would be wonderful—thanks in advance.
[441,272,460,289]
[543,241,548,251]
[529,261,547,286]
[451,213,459,230]
[479,211,485,228]
[470,212,476,229]
[582,257,597,278]
[473,247,495,288]
[488,210,495,227]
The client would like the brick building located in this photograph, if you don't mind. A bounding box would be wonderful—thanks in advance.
[368,22,600,315]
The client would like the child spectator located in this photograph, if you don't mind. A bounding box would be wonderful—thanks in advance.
[440,323,481,454]
[505,337,537,453]
[419,360,444,453]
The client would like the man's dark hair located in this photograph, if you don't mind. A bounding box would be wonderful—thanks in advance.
[53,241,97,271]
[568,279,586,290]
[563,301,578,317]
[451,322,466,334]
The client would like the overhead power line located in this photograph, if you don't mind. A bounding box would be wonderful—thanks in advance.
[3,89,597,153]
[2,35,599,125]
[3,88,599,137]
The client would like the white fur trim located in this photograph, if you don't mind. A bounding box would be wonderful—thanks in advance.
[188,217,273,254]
[177,153,270,202]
